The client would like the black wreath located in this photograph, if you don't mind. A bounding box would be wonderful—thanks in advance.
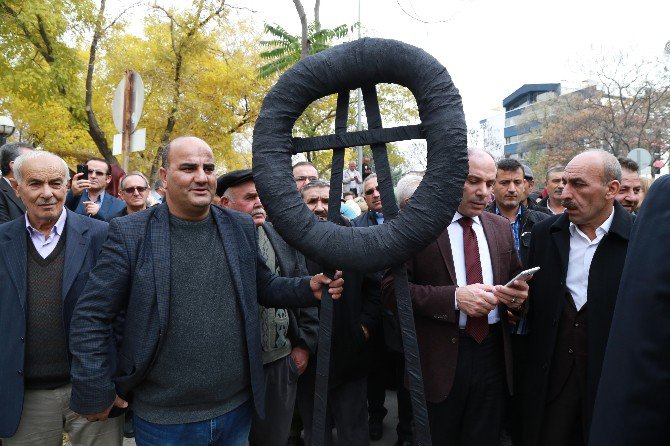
[252,38,468,273]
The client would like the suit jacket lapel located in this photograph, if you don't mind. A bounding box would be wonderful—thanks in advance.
[435,228,457,284]
[0,218,28,312]
[62,211,90,299]
[213,207,247,312]
[480,214,503,285]
[150,204,171,333]
[0,179,25,212]
[550,214,571,278]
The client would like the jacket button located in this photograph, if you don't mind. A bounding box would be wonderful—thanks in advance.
[574,322,580,328]
[568,348,574,354]
[542,363,548,371]
[451,337,457,344]
[17,370,23,376]
[20,336,24,342]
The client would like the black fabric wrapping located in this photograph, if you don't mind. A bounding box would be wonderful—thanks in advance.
[252,38,468,446]
[252,37,468,273]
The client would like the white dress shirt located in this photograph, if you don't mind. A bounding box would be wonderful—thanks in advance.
[566,208,615,311]
[448,212,498,328]
[25,210,67,258]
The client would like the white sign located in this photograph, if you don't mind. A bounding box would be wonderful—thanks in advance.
[112,72,145,133]
[112,128,146,155]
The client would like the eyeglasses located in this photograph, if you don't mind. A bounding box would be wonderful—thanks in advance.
[364,186,380,196]
[88,169,108,176]
[123,186,148,194]
[295,176,318,182]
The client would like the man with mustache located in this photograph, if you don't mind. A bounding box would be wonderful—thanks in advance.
[67,137,343,446]
[218,169,319,446]
[298,179,382,446]
[486,158,549,445]
[615,157,642,213]
[522,150,634,446]
[0,151,122,444]
[111,172,151,220]
[382,148,528,446]
[66,158,126,221]
[539,166,566,215]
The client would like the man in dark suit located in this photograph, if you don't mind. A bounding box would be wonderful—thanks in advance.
[68,136,342,446]
[522,150,633,446]
[297,180,381,446]
[0,142,33,224]
[65,158,126,221]
[218,169,319,446]
[383,148,528,446]
[0,151,121,444]
[589,174,670,445]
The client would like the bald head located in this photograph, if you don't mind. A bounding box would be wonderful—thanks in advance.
[162,136,212,169]
[569,150,621,185]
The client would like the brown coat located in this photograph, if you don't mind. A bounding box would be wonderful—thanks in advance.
[382,211,522,403]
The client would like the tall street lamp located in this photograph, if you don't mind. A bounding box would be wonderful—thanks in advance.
[0,116,16,146]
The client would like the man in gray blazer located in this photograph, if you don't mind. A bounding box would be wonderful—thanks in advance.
[68,136,342,446]
[0,142,33,224]
[0,151,121,445]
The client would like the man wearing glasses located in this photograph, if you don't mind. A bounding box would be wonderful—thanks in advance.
[353,174,383,226]
[66,158,125,221]
[292,161,319,192]
[110,172,151,220]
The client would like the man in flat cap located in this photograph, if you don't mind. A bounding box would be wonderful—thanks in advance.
[219,169,319,446]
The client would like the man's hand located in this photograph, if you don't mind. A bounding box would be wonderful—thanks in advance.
[493,279,529,310]
[83,201,100,217]
[71,172,92,197]
[310,271,344,300]
[290,346,309,375]
[456,284,498,317]
[80,395,127,422]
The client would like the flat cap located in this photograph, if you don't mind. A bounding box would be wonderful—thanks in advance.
[522,164,533,180]
[216,169,253,197]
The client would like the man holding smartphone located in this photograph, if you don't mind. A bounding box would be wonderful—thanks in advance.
[382,148,528,446]
[66,158,125,221]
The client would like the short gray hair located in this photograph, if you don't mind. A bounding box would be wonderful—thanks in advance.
[396,173,423,209]
[14,151,70,184]
[581,149,621,184]
[362,173,378,190]
[120,171,149,190]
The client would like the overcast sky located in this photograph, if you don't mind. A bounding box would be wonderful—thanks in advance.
[244,0,670,127]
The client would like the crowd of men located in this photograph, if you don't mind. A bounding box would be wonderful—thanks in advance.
[0,136,666,446]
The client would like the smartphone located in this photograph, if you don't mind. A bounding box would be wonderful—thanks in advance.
[505,266,540,287]
[76,164,88,181]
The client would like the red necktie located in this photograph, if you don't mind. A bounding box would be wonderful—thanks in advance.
[458,217,489,343]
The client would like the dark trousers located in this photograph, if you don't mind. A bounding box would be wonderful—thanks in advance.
[508,334,530,446]
[537,366,587,446]
[427,328,506,446]
[296,364,369,446]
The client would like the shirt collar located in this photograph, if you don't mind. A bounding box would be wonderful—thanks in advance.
[25,208,67,237]
[569,206,615,239]
[451,211,482,226]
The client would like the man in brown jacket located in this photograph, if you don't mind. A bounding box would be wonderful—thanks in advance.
[383,148,527,446]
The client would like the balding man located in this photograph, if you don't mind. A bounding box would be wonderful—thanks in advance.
[383,149,528,445]
[218,169,318,446]
[0,151,120,445]
[67,137,343,446]
[522,150,634,446]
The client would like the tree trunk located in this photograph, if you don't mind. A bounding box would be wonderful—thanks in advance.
[314,0,321,32]
[293,0,309,59]
[86,0,117,165]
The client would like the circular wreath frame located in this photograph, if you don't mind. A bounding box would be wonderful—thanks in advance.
[253,38,468,272]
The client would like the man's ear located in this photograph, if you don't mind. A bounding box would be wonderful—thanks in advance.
[220,196,230,207]
[606,180,620,200]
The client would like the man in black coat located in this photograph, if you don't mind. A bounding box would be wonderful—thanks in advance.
[522,150,634,446]
[589,174,670,445]
[0,142,33,223]
[298,180,381,446]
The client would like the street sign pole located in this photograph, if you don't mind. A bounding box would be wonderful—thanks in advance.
[122,70,134,172]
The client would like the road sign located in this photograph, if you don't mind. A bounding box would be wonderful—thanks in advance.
[627,148,652,167]
[111,70,145,171]
[112,72,144,133]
